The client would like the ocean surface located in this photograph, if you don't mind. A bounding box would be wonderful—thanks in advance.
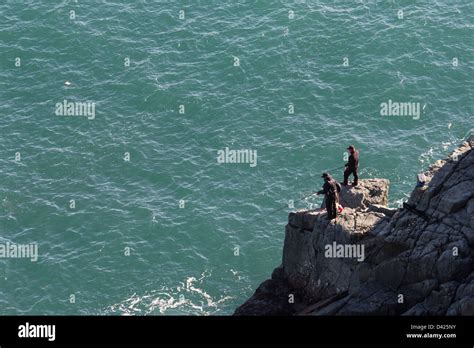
[0,0,472,315]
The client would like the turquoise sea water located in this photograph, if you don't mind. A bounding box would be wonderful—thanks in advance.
[0,1,472,315]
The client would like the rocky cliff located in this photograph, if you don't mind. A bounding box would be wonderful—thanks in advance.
[235,136,474,316]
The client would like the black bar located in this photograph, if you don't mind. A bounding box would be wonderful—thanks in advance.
[0,316,473,346]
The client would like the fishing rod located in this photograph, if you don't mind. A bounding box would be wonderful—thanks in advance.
[268,165,346,215]
[325,165,346,174]
[267,191,319,215]
[402,202,467,236]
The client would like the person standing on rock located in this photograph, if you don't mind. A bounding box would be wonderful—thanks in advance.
[317,173,340,220]
[343,145,359,186]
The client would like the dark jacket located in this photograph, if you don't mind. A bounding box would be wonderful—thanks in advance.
[346,150,359,170]
[318,178,340,200]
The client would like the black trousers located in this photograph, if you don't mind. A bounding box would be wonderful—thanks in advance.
[325,197,337,219]
[343,167,358,185]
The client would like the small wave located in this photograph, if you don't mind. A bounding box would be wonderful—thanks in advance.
[104,270,233,316]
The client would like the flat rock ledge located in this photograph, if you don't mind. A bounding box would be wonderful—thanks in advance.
[234,136,474,316]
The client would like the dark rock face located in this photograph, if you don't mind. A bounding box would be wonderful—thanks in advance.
[234,136,474,316]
